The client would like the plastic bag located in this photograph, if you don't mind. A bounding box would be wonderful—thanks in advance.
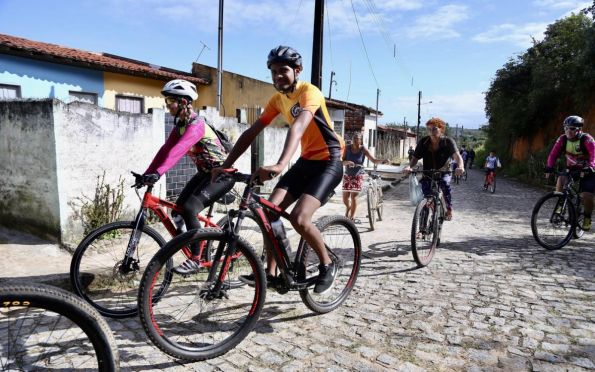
[409,174,424,205]
[497,158,502,168]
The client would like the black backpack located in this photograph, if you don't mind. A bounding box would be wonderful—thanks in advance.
[200,116,234,153]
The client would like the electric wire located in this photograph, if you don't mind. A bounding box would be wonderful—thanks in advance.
[350,0,379,89]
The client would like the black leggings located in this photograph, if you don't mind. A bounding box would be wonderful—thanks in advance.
[175,172,234,255]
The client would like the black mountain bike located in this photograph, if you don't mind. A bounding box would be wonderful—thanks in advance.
[410,170,449,267]
[0,283,119,371]
[138,170,362,361]
[531,169,589,250]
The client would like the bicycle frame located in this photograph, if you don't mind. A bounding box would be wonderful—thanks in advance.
[122,183,219,272]
[552,171,583,226]
[213,172,325,292]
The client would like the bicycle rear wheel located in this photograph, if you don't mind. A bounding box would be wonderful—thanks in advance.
[462,171,468,181]
[411,198,439,267]
[376,186,384,221]
[0,284,119,371]
[138,228,266,361]
[297,215,361,314]
[70,221,172,318]
[367,187,377,230]
[531,192,575,250]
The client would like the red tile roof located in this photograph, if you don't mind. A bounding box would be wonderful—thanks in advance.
[0,33,209,85]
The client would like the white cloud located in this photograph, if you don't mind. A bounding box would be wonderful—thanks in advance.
[472,22,548,48]
[379,0,424,11]
[407,5,470,39]
[533,0,591,11]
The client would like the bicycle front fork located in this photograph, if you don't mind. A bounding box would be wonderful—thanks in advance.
[121,208,147,273]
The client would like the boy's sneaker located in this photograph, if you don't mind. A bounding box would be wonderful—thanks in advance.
[314,261,337,294]
[239,273,281,288]
[173,258,202,275]
[582,217,592,231]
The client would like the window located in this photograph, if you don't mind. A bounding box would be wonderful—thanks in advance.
[0,84,21,99]
[333,121,344,137]
[69,91,98,105]
[116,95,144,113]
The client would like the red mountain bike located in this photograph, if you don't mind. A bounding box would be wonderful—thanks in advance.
[484,170,496,193]
[138,170,361,361]
[70,172,264,318]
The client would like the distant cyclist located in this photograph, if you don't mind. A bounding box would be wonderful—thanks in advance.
[403,117,464,221]
[211,45,344,293]
[544,115,595,231]
[342,133,388,221]
[467,147,476,169]
[141,79,233,274]
[483,151,500,190]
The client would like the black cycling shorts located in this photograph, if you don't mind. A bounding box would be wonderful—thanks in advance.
[579,172,595,193]
[275,158,343,205]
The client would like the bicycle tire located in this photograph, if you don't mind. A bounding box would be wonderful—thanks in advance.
[0,284,119,371]
[216,209,266,262]
[490,177,496,193]
[376,186,384,221]
[573,203,585,239]
[138,228,266,361]
[411,198,438,267]
[367,186,376,230]
[531,192,575,250]
[297,215,361,314]
[70,221,172,318]
[462,171,468,181]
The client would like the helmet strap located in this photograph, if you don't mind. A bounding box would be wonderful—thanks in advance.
[279,68,299,95]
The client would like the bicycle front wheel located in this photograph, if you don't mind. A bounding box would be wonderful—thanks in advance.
[70,221,171,318]
[0,284,119,371]
[138,228,266,361]
[216,209,266,262]
[531,192,575,250]
[376,186,384,221]
[297,215,361,314]
[490,177,496,193]
[367,187,377,230]
[411,198,439,267]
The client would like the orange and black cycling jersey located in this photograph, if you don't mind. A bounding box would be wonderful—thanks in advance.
[258,81,344,161]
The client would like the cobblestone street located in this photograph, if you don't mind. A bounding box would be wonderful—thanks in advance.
[102,169,594,371]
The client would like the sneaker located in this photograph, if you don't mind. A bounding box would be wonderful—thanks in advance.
[239,273,281,288]
[173,258,202,275]
[582,217,592,231]
[314,261,337,294]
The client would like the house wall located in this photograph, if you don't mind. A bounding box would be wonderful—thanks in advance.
[0,54,104,104]
[192,64,275,118]
[103,72,165,112]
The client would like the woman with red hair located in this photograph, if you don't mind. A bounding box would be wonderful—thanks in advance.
[404,117,464,220]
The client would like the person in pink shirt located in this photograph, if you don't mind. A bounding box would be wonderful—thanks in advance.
[545,115,595,231]
[140,79,232,274]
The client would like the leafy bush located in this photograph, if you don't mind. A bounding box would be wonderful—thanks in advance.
[71,172,125,235]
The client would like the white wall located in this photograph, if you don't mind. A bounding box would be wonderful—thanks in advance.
[0,100,61,240]
[53,101,164,244]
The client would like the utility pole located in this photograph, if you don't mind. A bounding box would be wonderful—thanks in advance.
[416,91,422,139]
[328,71,336,99]
[311,0,324,89]
[216,0,224,113]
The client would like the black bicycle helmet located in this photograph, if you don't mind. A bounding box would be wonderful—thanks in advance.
[563,115,584,127]
[267,46,302,69]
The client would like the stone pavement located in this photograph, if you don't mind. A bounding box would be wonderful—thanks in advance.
[2,168,594,371]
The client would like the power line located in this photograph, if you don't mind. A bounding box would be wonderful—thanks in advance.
[350,0,379,89]
[325,1,334,72]
[360,0,416,88]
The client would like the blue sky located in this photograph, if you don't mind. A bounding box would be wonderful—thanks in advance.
[0,0,591,129]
